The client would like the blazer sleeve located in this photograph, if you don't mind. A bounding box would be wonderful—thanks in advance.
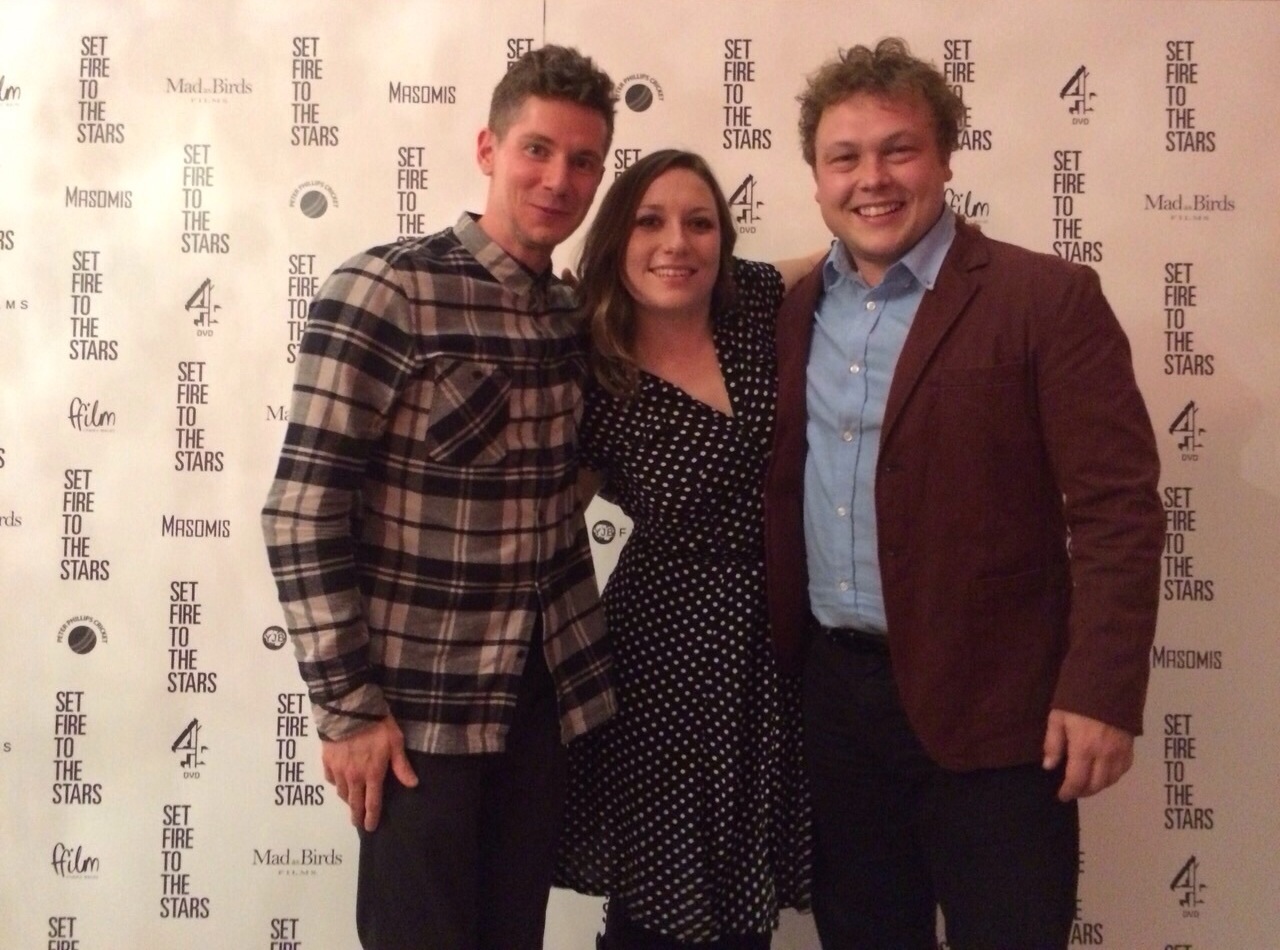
[1035,264,1164,735]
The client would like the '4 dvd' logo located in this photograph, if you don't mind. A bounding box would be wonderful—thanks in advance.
[1169,400,1205,460]
[185,279,220,335]
[1170,855,1206,916]
[728,175,763,234]
[172,718,207,777]
[1060,66,1095,123]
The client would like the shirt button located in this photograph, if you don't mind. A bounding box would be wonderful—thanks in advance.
[838,580,851,591]
[841,430,854,442]
[849,363,861,374]
[836,506,848,517]
[866,301,877,311]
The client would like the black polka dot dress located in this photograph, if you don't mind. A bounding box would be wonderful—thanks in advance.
[555,260,812,942]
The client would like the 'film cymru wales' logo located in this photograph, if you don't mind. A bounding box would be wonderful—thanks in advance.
[945,185,991,225]
[68,397,116,433]
[0,73,20,106]
[51,842,101,879]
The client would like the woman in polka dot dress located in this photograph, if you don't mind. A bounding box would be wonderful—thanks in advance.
[554,150,816,948]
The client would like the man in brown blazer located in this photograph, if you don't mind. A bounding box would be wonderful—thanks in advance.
[763,39,1163,949]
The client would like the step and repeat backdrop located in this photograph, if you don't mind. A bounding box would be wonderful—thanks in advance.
[2,1,1277,947]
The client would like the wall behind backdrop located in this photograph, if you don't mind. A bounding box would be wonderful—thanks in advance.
[2,1,1277,947]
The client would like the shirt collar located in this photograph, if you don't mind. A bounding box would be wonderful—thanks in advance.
[822,207,957,293]
[454,212,572,308]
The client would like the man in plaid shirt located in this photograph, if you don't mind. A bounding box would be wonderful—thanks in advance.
[262,46,616,950]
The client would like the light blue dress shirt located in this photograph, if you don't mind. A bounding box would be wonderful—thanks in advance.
[804,210,957,634]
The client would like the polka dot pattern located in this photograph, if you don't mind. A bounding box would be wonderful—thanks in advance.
[555,260,812,942]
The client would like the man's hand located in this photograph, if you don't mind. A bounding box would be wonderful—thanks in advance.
[1042,709,1134,802]
[321,715,418,831]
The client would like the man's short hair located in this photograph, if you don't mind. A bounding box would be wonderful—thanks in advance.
[797,38,966,166]
[489,45,616,148]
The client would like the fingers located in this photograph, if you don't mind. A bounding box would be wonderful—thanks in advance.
[389,745,420,789]
[1056,753,1091,802]
[1047,709,1136,801]
[347,777,367,828]
[319,716,411,831]
[360,775,382,832]
[1060,747,1131,801]
[1042,710,1067,771]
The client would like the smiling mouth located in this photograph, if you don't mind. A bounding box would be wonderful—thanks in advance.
[650,267,696,278]
[854,201,905,219]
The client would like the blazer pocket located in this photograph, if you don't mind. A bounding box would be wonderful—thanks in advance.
[969,567,1048,602]
[967,567,1068,643]
[925,360,1037,449]
[422,359,511,466]
[929,360,1026,388]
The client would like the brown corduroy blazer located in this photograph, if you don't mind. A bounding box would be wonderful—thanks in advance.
[763,220,1164,770]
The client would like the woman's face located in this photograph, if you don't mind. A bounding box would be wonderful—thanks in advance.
[622,167,722,321]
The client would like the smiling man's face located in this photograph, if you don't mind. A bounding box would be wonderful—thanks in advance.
[812,91,952,286]
[476,95,608,272]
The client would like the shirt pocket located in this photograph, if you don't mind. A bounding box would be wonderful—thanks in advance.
[422,359,511,466]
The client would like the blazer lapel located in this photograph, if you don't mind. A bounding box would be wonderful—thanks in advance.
[775,267,824,471]
[882,224,986,445]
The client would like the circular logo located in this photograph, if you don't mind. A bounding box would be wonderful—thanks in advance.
[66,625,97,654]
[299,190,328,218]
[591,520,617,544]
[57,616,107,653]
[262,625,288,650]
[624,83,654,112]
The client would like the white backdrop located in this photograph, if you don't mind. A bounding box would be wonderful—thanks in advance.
[2,1,1278,948]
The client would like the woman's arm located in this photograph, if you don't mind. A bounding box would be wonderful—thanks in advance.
[771,247,829,292]
[577,466,603,509]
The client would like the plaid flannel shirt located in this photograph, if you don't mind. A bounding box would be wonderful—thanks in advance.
[262,213,614,754]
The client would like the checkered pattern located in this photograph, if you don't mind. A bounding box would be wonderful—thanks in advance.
[262,214,613,754]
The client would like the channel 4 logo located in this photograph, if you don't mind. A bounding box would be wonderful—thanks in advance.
[1060,65,1096,121]
[1170,855,1207,916]
[185,278,220,334]
[728,175,763,233]
[172,718,207,776]
[1169,400,1205,459]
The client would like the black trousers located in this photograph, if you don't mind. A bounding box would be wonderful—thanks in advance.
[802,631,1078,950]
[601,899,770,950]
[355,643,565,950]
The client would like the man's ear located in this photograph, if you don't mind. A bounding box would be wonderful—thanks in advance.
[476,127,497,176]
